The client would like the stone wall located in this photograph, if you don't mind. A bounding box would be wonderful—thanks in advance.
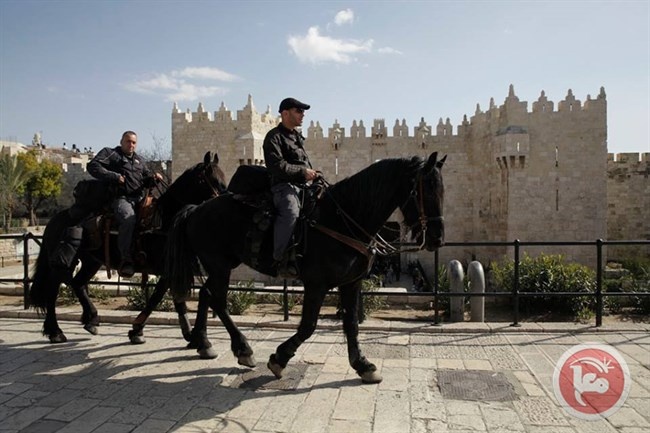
[607,152,650,259]
[172,86,635,283]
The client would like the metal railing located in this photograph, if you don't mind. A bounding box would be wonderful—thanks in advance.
[424,240,650,327]
[1,233,648,327]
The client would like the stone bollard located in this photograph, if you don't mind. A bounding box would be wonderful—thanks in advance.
[448,260,465,322]
[468,261,485,322]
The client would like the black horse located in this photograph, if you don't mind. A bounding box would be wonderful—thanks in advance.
[165,152,446,383]
[29,152,227,344]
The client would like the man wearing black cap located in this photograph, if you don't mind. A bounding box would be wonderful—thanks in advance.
[263,97,320,277]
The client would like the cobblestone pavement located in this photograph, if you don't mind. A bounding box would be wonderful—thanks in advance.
[0,312,649,433]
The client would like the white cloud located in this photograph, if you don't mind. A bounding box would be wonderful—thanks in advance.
[124,66,239,101]
[167,83,225,102]
[334,9,354,26]
[288,26,373,65]
[172,66,240,82]
[378,47,403,55]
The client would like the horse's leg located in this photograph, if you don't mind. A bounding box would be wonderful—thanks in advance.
[267,285,327,379]
[187,283,218,359]
[69,261,102,336]
[43,282,67,343]
[128,277,191,344]
[206,274,255,367]
[174,299,193,343]
[340,281,382,384]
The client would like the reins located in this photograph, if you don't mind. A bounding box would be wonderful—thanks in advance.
[199,168,224,198]
[312,169,441,258]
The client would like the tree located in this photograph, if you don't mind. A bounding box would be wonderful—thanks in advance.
[0,154,29,232]
[139,132,172,183]
[17,150,63,226]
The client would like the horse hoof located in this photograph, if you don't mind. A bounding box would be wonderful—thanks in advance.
[83,323,98,335]
[267,359,284,379]
[49,333,67,344]
[238,355,256,368]
[128,331,145,345]
[198,347,218,359]
[360,370,383,384]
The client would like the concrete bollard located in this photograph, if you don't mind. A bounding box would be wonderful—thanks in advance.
[468,261,485,322]
[448,260,465,322]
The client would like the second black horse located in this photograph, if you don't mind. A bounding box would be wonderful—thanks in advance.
[29,152,226,344]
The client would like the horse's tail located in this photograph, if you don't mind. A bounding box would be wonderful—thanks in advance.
[30,210,71,312]
[165,204,199,300]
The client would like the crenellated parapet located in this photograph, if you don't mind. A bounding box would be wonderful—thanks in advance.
[172,95,278,131]
[608,152,650,164]
[173,85,607,147]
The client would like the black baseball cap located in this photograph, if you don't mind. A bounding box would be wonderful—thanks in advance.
[279,97,310,113]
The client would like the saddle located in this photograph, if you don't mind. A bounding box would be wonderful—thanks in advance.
[227,165,324,275]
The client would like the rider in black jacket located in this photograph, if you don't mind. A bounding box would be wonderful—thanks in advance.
[263,98,320,277]
[87,131,161,277]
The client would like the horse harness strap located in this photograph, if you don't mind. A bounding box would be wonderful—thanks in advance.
[312,223,375,263]
[103,216,113,279]
[318,170,443,256]
[199,169,223,198]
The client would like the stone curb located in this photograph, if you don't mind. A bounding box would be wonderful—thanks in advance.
[1,305,648,334]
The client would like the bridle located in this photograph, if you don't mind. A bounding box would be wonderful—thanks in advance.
[198,163,225,198]
[312,167,443,258]
[398,172,444,252]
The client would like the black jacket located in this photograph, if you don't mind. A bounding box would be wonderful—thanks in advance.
[87,146,152,198]
[263,123,312,186]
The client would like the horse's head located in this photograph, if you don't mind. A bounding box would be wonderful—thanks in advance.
[400,152,446,251]
[198,151,228,197]
[164,151,227,206]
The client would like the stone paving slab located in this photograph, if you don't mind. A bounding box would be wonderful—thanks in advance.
[0,315,649,433]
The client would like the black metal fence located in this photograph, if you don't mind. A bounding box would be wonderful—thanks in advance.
[1,233,648,327]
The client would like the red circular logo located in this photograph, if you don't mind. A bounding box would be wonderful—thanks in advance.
[553,343,631,420]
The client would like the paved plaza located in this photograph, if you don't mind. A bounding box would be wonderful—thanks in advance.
[0,307,649,433]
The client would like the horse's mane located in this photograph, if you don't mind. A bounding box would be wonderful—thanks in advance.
[154,161,220,228]
[162,162,202,198]
[326,157,424,223]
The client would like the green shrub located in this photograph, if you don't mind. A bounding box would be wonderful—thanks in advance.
[604,258,650,315]
[126,276,174,312]
[269,293,303,311]
[336,275,387,322]
[58,285,77,306]
[620,257,650,279]
[227,280,257,315]
[88,283,109,302]
[361,275,388,316]
[490,253,597,320]
[58,282,109,306]
[626,264,650,314]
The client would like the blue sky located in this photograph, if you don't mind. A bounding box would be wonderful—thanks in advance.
[1,1,648,156]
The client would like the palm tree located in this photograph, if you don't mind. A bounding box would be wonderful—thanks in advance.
[0,154,29,232]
